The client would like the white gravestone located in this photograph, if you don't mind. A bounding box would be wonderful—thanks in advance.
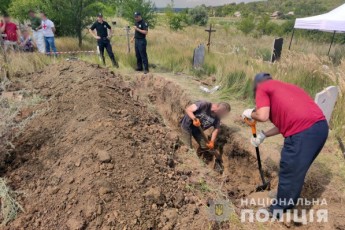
[315,86,339,123]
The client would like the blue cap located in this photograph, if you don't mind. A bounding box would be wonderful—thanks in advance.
[134,12,141,17]
[253,73,272,96]
[254,73,272,84]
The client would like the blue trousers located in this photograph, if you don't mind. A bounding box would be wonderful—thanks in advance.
[44,36,57,54]
[270,120,328,212]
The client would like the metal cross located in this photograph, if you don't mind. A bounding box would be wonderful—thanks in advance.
[205,24,216,53]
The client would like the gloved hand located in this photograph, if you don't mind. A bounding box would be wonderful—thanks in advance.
[193,118,201,127]
[251,131,266,147]
[242,108,255,120]
[206,141,214,149]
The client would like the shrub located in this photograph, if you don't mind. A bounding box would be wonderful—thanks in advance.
[188,5,208,26]
[237,16,255,35]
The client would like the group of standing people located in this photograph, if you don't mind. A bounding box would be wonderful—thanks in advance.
[28,11,57,54]
[89,12,149,73]
[0,11,56,54]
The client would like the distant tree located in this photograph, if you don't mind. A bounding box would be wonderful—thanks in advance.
[237,15,255,35]
[9,0,113,47]
[0,0,11,15]
[165,3,187,31]
[188,5,208,26]
[121,0,157,28]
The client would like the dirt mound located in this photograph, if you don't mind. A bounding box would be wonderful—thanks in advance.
[2,61,205,229]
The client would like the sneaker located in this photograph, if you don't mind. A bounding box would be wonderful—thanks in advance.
[144,69,149,74]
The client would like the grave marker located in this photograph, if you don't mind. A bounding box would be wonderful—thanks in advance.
[315,86,339,123]
[271,38,284,63]
[193,44,206,68]
[205,24,216,53]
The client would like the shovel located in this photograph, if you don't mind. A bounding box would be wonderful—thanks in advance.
[244,118,270,192]
[197,126,224,174]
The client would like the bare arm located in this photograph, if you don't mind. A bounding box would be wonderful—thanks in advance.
[52,27,56,33]
[89,28,100,39]
[133,26,148,35]
[108,28,113,38]
[251,107,270,122]
[185,104,198,120]
[0,22,5,33]
[263,127,280,137]
[211,128,219,142]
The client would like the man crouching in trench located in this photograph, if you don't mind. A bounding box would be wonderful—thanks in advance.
[180,101,231,162]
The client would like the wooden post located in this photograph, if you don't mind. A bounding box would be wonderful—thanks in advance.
[288,29,295,50]
[126,26,131,53]
[328,31,336,56]
[0,34,10,81]
[205,24,216,53]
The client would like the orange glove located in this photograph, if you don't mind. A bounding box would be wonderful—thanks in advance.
[206,141,214,149]
[193,118,201,127]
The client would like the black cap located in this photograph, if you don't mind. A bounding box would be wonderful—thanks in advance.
[134,12,141,17]
[97,13,103,17]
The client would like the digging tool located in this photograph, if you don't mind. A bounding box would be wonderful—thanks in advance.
[196,126,224,174]
[244,118,270,192]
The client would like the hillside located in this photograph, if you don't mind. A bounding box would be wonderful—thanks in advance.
[212,0,345,17]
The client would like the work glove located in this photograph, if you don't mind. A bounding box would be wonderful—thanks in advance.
[193,118,201,127]
[206,141,214,150]
[242,108,255,120]
[251,131,266,147]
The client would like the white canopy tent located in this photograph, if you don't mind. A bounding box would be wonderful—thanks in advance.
[289,3,345,55]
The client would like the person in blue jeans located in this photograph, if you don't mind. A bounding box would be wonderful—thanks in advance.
[40,12,57,54]
[242,73,329,218]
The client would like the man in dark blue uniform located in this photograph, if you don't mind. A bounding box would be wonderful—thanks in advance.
[89,13,119,68]
[132,12,149,74]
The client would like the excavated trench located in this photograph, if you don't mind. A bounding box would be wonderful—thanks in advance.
[0,61,278,229]
[131,75,275,205]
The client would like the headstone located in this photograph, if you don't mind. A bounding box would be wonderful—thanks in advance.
[315,86,339,123]
[270,38,284,63]
[193,44,205,68]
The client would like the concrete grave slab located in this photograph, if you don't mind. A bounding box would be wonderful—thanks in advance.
[315,86,339,123]
[193,44,205,68]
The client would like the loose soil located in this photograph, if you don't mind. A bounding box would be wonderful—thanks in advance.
[0,61,344,230]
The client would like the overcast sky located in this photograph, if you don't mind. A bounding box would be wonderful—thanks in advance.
[153,0,265,8]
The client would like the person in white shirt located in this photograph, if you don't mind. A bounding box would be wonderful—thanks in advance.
[40,12,57,54]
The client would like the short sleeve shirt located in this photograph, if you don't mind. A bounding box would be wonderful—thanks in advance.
[256,80,326,137]
[135,20,148,39]
[181,101,221,132]
[90,21,111,38]
[0,22,18,41]
[42,19,55,37]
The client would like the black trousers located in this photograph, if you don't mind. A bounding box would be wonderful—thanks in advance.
[135,38,149,70]
[98,38,116,64]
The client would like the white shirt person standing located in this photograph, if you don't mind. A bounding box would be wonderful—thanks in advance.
[41,12,57,55]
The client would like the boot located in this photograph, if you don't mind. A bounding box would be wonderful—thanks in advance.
[112,58,119,68]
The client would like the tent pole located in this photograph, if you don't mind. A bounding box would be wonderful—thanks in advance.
[288,29,295,50]
[328,31,336,56]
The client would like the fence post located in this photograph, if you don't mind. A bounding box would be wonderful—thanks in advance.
[0,35,10,81]
[126,26,131,53]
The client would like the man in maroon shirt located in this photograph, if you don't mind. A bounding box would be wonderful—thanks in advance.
[242,73,328,217]
[0,15,19,42]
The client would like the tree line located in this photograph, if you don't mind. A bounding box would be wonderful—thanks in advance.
[1,0,156,47]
